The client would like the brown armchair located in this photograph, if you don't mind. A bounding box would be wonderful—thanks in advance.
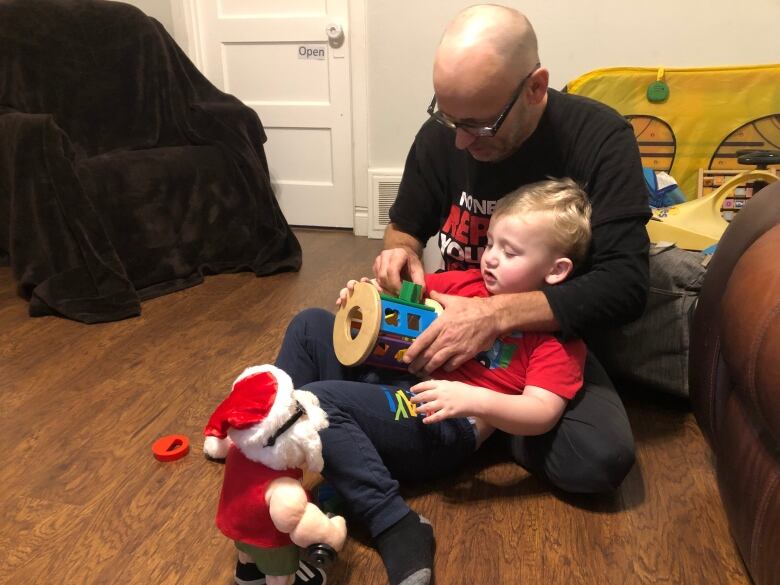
[690,180,780,585]
[0,0,301,323]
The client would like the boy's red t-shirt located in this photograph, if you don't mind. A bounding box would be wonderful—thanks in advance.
[424,269,586,400]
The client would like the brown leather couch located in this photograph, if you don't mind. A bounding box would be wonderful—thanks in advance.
[690,180,780,585]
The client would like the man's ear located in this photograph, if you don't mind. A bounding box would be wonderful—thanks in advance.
[545,257,573,285]
[527,68,549,105]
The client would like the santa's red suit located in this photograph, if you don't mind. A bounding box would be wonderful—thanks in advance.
[204,366,308,549]
[216,445,303,548]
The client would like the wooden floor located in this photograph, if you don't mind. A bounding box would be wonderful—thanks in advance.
[0,229,750,585]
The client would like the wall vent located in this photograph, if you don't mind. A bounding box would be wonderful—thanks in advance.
[369,170,403,239]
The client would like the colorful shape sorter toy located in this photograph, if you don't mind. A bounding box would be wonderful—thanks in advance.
[333,281,442,370]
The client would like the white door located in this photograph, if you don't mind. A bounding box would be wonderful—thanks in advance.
[193,0,353,228]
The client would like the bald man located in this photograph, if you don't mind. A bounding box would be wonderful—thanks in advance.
[378,1,648,483]
[256,6,650,585]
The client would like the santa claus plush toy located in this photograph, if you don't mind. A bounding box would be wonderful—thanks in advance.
[204,365,347,585]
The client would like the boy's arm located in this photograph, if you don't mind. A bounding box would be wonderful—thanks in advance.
[474,384,567,436]
[410,335,584,434]
[410,380,567,436]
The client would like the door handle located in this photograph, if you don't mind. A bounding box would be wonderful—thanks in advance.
[326,23,345,48]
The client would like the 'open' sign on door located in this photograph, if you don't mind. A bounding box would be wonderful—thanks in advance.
[298,45,327,60]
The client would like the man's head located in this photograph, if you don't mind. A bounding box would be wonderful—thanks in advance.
[480,178,592,295]
[431,4,549,162]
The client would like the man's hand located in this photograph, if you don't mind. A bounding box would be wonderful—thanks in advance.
[403,291,500,375]
[372,247,426,296]
[410,379,486,424]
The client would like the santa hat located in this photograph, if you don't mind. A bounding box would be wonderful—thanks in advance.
[203,365,296,459]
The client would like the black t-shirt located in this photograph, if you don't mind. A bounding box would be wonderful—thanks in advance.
[389,89,651,339]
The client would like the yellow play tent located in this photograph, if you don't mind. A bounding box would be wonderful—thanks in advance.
[567,64,780,199]
[567,65,780,249]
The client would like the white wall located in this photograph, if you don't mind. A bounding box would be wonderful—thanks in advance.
[366,0,780,170]
[119,0,780,236]
[115,0,174,35]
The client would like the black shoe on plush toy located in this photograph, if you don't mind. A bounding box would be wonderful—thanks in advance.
[204,365,347,585]
[235,557,326,585]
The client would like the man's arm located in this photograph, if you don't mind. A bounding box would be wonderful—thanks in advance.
[383,222,424,257]
[486,289,558,332]
[403,218,648,375]
[380,121,449,294]
[544,217,649,339]
[404,289,558,374]
[373,223,427,295]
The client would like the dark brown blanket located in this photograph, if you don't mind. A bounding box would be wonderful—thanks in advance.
[0,0,302,323]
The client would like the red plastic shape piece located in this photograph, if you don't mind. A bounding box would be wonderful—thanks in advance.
[152,434,190,462]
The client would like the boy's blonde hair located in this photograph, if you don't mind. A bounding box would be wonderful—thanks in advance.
[492,178,592,264]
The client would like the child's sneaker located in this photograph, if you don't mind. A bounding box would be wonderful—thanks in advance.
[234,558,265,585]
[234,558,327,585]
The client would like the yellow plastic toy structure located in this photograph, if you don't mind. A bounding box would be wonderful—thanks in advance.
[647,169,778,250]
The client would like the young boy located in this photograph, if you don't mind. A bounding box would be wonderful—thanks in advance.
[262,177,591,585]
[338,177,591,448]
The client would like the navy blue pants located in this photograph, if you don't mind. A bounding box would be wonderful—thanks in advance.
[275,308,635,538]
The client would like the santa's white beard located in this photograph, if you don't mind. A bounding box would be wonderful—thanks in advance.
[231,389,328,472]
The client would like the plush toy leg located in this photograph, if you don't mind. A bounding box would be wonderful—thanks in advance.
[266,574,295,585]
[237,549,253,564]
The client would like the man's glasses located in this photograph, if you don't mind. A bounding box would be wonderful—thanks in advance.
[426,63,541,137]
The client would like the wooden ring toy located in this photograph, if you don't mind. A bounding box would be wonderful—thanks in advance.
[333,281,381,367]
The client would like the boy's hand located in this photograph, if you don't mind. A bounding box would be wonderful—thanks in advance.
[410,379,485,424]
[336,277,374,308]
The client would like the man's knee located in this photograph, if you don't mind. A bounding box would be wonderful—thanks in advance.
[538,364,637,493]
[511,428,635,493]
[547,433,635,493]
